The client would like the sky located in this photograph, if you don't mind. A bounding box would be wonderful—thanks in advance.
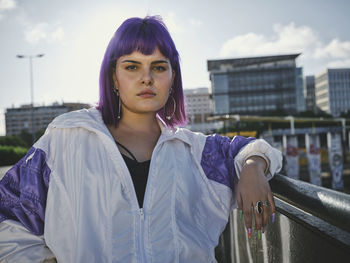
[0,0,350,135]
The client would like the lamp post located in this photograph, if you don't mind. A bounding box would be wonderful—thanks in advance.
[16,54,44,143]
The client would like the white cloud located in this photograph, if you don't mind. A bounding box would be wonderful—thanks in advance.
[314,38,350,59]
[0,0,16,11]
[220,22,319,57]
[326,58,350,68]
[49,26,65,42]
[162,14,202,35]
[15,10,66,45]
[189,18,202,27]
[221,33,267,57]
[220,22,350,74]
[163,12,184,35]
[25,23,48,44]
[0,0,16,19]
[24,22,65,44]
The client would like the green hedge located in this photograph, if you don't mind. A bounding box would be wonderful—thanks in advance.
[0,145,29,166]
[0,136,28,147]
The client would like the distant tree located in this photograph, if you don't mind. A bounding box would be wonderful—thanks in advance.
[294,110,333,118]
[0,135,27,147]
[261,109,289,117]
[340,111,350,118]
[0,135,30,165]
[294,110,319,118]
[35,129,46,142]
[0,145,28,166]
[18,130,33,147]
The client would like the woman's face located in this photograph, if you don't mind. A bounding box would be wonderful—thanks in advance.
[113,47,175,117]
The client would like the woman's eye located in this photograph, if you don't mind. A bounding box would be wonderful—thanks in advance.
[153,66,166,72]
[125,65,137,70]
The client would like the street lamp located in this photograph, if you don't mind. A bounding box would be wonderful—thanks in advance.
[16,53,44,143]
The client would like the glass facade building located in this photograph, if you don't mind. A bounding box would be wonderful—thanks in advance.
[305,75,317,113]
[315,68,350,117]
[207,54,305,115]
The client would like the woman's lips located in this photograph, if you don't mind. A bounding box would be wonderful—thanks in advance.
[137,90,156,98]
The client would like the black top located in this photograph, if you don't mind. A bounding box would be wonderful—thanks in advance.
[121,154,150,208]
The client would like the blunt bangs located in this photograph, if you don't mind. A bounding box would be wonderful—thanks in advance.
[97,16,187,128]
[116,19,169,59]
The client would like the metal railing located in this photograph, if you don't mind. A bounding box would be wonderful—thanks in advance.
[216,174,350,263]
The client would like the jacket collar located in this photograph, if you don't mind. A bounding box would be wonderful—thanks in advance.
[48,107,192,146]
[156,114,192,146]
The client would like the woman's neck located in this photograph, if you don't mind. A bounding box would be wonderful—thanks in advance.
[107,111,162,162]
[118,110,160,134]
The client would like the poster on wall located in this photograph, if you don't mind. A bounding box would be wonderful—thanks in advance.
[305,134,321,186]
[283,135,299,180]
[327,132,344,190]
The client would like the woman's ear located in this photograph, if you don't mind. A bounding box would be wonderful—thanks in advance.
[169,71,176,95]
[172,70,176,84]
[112,71,118,89]
[169,70,175,94]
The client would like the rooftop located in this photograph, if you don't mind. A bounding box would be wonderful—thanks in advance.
[207,53,301,71]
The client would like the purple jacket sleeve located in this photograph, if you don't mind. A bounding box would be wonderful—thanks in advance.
[200,134,255,190]
[0,147,51,235]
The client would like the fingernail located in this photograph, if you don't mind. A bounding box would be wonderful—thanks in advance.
[247,228,252,239]
[239,210,243,220]
[272,213,275,223]
[258,230,262,239]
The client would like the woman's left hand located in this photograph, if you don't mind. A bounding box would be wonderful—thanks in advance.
[236,156,275,238]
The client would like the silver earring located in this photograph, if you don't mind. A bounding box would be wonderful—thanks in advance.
[112,85,117,94]
[112,85,121,119]
[117,90,121,119]
[165,96,176,120]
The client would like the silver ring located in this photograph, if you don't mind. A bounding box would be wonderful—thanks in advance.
[255,200,263,214]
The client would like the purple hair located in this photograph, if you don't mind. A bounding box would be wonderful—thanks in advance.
[97,16,187,127]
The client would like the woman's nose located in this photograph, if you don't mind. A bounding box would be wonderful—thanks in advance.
[141,69,153,86]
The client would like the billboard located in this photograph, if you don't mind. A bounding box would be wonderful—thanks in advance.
[327,133,343,190]
[283,135,299,180]
[305,134,321,186]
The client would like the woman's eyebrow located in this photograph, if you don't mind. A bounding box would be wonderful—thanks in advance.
[121,60,141,64]
[120,59,169,64]
[151,60,169,64]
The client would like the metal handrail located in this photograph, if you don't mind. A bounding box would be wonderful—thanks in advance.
[270,174,350,233]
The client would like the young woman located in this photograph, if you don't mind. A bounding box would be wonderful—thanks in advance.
[0,16,282,262]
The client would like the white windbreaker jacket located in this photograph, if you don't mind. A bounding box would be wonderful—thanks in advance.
[0,107,282,263]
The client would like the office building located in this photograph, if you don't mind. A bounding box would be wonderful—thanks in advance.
[305,75,317,113]
[207,54,305,116]
[184,87,222,133]
[315,68,350,117]
[5,102,91,136]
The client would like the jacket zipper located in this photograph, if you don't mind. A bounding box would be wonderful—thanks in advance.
[139,208,147,263]
[137,138,165,263]
[112,134,166,263]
